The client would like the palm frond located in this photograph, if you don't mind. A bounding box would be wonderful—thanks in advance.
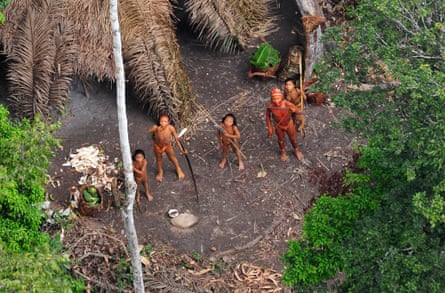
[2,0,197,124]
[48,17,77,114]
[185,0,239,54]
[185,0,277,54]
[67,0,114,81]
[1,0,36,53]
[229,0,278,39]
[120,0,195,126]
[7,3,55,119]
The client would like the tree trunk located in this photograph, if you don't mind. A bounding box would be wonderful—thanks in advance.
[295,0,325,80]
[109,0,144,292]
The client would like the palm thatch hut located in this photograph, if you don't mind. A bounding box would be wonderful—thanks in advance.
[0,0,278,126]
[185,0,278,54]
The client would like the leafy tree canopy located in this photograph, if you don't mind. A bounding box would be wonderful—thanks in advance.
[0,105,83,291]
[0,105,61,250]
[282,0,445,291]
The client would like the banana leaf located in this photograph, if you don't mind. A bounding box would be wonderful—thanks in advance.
[249,43,281,71]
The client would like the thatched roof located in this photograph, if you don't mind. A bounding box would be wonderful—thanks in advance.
[0,0,277,125]
[119,0,193,124]
[0,0,194,124]
[186,0,278,54]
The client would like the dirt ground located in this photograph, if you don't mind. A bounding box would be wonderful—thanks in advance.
[43,1,357,290]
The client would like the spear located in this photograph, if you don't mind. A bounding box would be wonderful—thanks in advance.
[298,53,306,139]
[177,128,199,209]
[299,51,304,113]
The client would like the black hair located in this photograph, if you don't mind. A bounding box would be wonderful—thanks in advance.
[156,113,170,126]
[284,78,297,86]
[222,113,237,126]
[132,149,146,160]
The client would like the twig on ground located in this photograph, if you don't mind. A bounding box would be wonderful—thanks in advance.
[192,153,208,164]
[317,157,330,171]
[292,191,305,207]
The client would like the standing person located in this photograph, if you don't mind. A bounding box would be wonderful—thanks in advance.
[217,113,244,170]
[284,78,306,138]
[132,149,153,203]
[147,114,186,182]
[266,87,304,161]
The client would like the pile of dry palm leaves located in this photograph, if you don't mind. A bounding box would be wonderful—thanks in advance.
[0,0,277,125]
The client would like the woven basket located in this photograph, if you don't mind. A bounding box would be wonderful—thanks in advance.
[78,185,103,217]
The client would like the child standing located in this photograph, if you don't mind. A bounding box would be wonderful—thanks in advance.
[132,149,153,203]
[217,113,244,170]
[284,78,306,138]
[147,114,186,182]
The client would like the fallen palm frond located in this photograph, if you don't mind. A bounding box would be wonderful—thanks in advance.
[120,0,196,126]
[7,2,55,119]
[185,0,277,54]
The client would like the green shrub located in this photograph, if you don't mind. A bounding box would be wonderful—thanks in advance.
[0,106,60,250]
[0,105,84,290]
[283,0,445,290]
[0,240,84,292]
[281,188,378,288]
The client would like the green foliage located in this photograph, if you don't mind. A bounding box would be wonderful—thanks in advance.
[281,240,342,289]
[191,251,202,262]
[282,187,378,288]
[0,105,61,250]
[413,179,445,228]
[283,0,445,291]
[249,43,281,71]
[0,106,84,290]
[0,0,10,24]
[115,257,133,290]
[142,243,153,255]
[341,196,445,292]
[0,0,10,10]
[0,240,85,292]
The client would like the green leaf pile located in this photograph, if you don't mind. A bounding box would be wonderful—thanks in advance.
[249,43,281,71]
